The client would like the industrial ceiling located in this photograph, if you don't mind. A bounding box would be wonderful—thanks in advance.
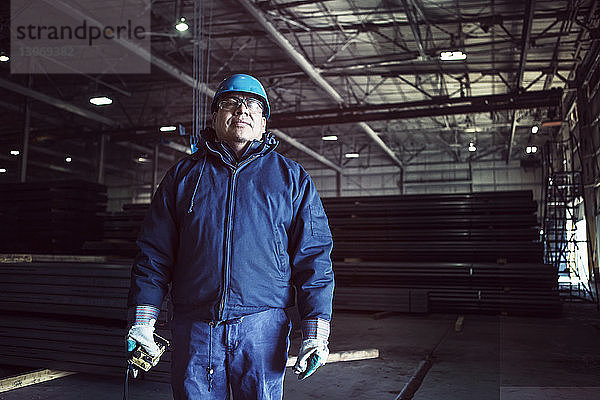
[0,0,597,182]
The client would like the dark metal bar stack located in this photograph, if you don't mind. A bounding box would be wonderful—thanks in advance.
[322,191,560,315]
[0,261,171,382]
[83,203,146,257]
[0,180,106,254]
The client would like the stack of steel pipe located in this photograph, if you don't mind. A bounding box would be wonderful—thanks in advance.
[0,261,171,382]
[0,180,106,254]
[322,191,559,315]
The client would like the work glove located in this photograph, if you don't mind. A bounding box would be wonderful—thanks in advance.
[293,339,329,380]
[126,319,160,358]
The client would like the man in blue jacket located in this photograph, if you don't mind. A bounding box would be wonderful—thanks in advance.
[127,73,334,400]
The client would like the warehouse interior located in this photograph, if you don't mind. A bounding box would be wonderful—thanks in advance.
[1,0,600,399]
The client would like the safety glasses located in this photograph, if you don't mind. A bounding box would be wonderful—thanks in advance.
[217,96,264,115]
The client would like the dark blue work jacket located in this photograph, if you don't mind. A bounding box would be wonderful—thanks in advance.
[128,130,334,323]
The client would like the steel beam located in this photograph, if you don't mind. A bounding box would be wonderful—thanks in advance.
[162,141,192,155]
[269,89,562,128]
[115,142,175,163]
[28,145,136,179]
[271,129,343,173]
[0,154,78,176]
[44,0,336,171]
[515,1,535,91]
[507,0,535,163]
[238,0,403,169]
[0,78,119,127]
[0,100,63,127]
[399,0,427,60]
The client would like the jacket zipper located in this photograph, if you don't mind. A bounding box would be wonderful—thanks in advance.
[217,154,260,321]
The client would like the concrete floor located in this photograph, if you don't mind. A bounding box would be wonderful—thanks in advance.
[2,303,600,399]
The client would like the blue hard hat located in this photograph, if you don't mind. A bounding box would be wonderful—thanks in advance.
[211,74,270,119]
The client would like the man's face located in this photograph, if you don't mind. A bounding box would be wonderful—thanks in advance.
[212,92,267,147]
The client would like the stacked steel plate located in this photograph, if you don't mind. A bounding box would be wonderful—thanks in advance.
[83,203,146,257]
[0,260,171,382]
[0,180,106,254]
[323,191,560,315]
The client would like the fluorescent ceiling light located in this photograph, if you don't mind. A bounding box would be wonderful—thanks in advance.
[10,150,20,156]
[525,146,538,154]
[160,125,177,132]
[344,152,359,158]
[0,55,9,62]
[65,156,72,163]
[531,125,539,134]
[440,51,467,61]
[322,135,338,141]
[136,155,151,163]
[468,142,476,152]
[175,18,189,32]
[0,168,6,173]
[89,96,113,106]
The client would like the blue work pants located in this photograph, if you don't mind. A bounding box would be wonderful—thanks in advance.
[171,308,291,400]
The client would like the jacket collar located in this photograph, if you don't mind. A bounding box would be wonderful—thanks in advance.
[195,128,278,165]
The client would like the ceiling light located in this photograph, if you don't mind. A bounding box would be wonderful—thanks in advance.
[89,96,113,106]
[344,152,359,158]
[440,51,467,61]
[135,154,151,163]
[137,157,149,163]
[65,156,72,163]
[175,17,189,32]
[322,135,338,141]
[10,150,20,156]
[468,142,476,152]
[160,125,177,132]
[0,55,9,62]
[0,168,6,173]
[525,146,538,154]
[531,125,539,134]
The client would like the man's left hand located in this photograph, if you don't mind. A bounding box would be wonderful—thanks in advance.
[293,339,329,380]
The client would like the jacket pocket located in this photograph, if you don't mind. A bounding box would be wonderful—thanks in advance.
[309,203,332,237]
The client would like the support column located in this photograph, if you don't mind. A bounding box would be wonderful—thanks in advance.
[20,95,31,183]
[152,143,160,195]
[97,134,107,184]
[336,171,342,197]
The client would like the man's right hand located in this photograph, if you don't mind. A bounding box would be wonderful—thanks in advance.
[126,323,160,357]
